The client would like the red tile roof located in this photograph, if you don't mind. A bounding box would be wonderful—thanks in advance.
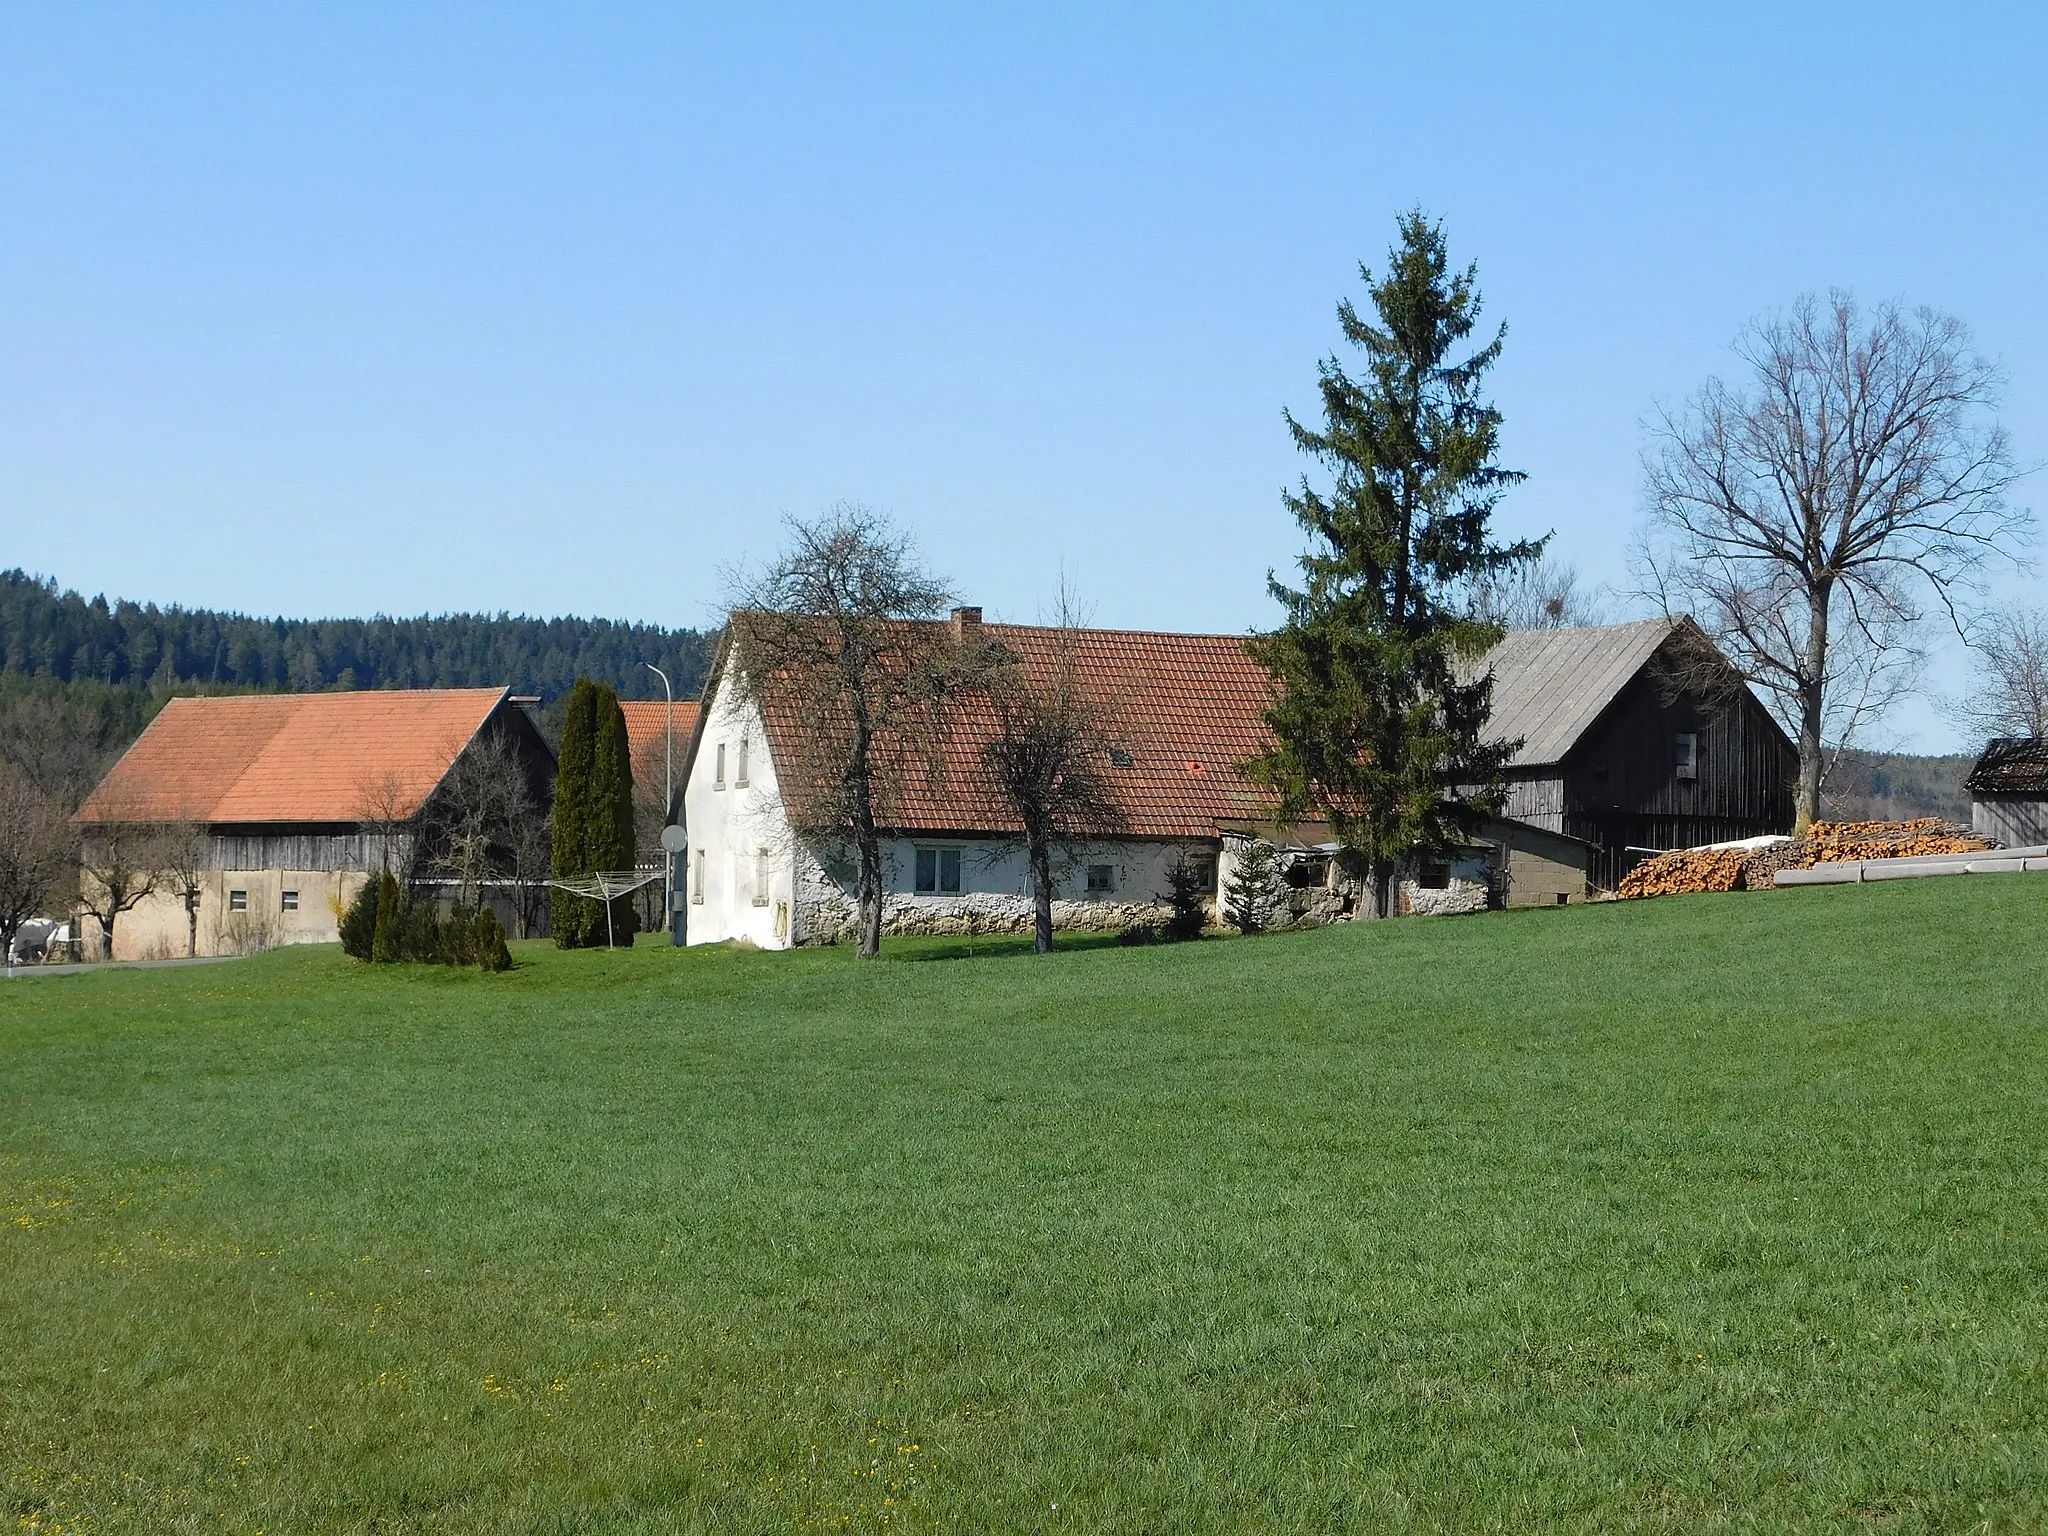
[75,688,510,826]
[744,621,1281,841]
[620,698,701,780]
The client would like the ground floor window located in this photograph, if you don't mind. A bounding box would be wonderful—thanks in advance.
[281,889,299,911]
[915,847,962,894]
[1085,863,1114,895]
[753,847,771,906]
[229,889,248,912]
[1417,861,1450,890]
[692,849,705,904]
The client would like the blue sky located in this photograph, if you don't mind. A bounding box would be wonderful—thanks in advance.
[3,2,2042,746]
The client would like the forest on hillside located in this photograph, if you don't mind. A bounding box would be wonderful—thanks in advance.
[0,569,714,702]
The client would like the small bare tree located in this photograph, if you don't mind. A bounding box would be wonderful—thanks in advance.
[432,731,545,913]
[0,764,75,962]
[1958,605,2048,742]
[156,817,213,959]
[1468,556,1604,630]
[726,506,965,958]
[1641,293,2032,830]
[77,813,164,961]
[353,768,417,877]
[981,596,1127,954]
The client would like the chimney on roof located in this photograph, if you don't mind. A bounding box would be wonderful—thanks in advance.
[950,605,983,643]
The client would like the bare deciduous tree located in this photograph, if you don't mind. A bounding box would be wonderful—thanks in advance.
[0,764,75,962]
[726,506,965,958]
[156,817,213,959]
[1640,293,2032,830]
[431,730,548,917]
[1468,555,1605,630]
[76,812,164,961]
[981,593,1127,954]
[353,768,417,877]
[0,692,130,811]
[1957,605,2048,742]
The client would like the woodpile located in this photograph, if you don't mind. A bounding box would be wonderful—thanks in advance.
[1619,820,1992,900]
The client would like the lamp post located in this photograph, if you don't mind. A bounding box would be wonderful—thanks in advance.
[643,662,678,944]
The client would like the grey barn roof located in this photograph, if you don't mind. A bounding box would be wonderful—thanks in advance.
[1480,617,1684,768]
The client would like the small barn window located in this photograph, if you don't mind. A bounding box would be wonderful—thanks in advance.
[692,849,705,904]
[1085,863,1114,895]
[1418,861,1450,890]
[714,743,727,789]
[753,847,771,906]
[229,889,248,912]
[736,735,750,788]
[280,889,299,911]
[915,847,963,895]
[1675,732,1699,781]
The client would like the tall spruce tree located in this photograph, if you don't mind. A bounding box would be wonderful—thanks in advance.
[587,683,638,946]
[550,678,599,947]
[1249,212,1540,918]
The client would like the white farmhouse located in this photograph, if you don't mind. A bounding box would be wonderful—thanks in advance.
[679,606,1604,949]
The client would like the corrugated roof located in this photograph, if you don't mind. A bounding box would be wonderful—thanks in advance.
[75,688,508,825]
[1478,617,1683,767]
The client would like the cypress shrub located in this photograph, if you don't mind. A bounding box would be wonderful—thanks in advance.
[369,870,404,962]
[339,875,380,960]
[551,679,599,947]
[473,908,512,971]
[588,682,638,946]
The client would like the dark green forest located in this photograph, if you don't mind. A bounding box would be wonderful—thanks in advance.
[1,569,713,700]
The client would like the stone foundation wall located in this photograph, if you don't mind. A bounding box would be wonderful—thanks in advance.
[796,887,1172,945]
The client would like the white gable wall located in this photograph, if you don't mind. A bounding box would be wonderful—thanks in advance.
[682,687,797,948]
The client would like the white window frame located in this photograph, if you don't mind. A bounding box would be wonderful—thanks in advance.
[753,847,772,907]
[736,735,750,788]
[280,889,299,912]
[714,742,727,790]
[914,846,963,895]
[692,849,705,904]
[1084,863,1115,896]
[229,889,248,912]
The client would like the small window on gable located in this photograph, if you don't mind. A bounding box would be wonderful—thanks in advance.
[915,847,963,895]
[1674,732,1699,781]
[753,847,771,906]
[1085,863,1114,895]
[714,742,727,789]
[1418,861,1450,890]
[281,889,299,911]
[736,735,750,787]
[229,889,248,912]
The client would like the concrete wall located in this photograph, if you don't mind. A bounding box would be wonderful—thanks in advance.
[90,867,372,960]
[1492,820,1592,907]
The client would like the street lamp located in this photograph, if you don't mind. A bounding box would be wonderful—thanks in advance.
[643,662,679,944]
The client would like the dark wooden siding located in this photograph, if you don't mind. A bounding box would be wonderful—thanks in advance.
[1558,649,1795,879]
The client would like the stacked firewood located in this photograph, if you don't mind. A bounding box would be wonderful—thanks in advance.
[1802,819,1986,863]
[1618,846,1751,897]
[1619,820,1991,900]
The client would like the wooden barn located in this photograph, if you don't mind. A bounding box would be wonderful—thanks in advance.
[1484,617,1798,886]
[73,688,556,958]
[1965,738,2048,847]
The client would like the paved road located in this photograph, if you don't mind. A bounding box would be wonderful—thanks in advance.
[3,955,246,980]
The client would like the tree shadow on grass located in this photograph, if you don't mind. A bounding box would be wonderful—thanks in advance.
[888,930,1133,963]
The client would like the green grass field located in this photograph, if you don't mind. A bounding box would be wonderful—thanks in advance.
[4,878,2046,1533]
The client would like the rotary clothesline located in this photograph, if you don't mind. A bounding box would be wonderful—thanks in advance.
[545,870,664,950]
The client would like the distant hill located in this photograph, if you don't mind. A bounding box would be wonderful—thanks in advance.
[0,569,714,702]
[1823,749,1975,826]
